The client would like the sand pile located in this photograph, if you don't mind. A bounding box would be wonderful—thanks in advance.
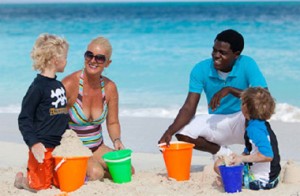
[282,160,300,184]
[52,129,92,157]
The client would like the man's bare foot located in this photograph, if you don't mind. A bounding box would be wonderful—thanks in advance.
[14,172,37,193]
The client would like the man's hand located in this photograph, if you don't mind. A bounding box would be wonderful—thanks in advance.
[31,142,47,163]
[158,130,173,147]
[209,87,231,111]
[209,87,242,111]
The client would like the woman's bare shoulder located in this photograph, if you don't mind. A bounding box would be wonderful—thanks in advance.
[103,76,117,89]
[62,70,81,88]
[102,76,118,99]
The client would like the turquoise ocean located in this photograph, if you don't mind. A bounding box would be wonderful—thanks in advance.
[0,2,300,122]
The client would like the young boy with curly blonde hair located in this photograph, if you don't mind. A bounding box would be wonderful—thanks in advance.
[14,33,69,192]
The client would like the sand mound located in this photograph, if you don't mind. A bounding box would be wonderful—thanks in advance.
[282,160,300,184]
[52,129,92,157]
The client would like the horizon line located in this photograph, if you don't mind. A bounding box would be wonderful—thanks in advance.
[1,0,300,4]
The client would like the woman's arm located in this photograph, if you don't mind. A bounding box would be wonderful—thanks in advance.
[105,79,124,150]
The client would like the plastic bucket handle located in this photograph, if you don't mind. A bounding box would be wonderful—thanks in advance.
[104,156,131,163]
[157,141,193,152]
[54,158,66,171]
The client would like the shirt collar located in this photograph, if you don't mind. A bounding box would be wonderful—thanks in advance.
[209,56,241,79]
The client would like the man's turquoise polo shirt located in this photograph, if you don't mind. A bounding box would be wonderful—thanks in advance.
[189,55,267,114]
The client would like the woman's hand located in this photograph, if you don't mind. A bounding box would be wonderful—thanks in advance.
[31,142,47,163]
[113,138,124,150]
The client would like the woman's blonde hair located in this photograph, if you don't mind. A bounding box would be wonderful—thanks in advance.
[241,87,276,120]
[89,36,112,59]
[31,33,69,71]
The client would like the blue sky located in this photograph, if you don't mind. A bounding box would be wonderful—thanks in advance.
[1,0,300,4]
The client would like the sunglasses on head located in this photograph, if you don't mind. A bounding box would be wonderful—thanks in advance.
[84,51,106,64]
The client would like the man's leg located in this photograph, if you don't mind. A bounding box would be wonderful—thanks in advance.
[175,112,245,155]
[175,134,220,154]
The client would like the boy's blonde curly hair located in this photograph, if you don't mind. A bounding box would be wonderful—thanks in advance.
[241,87,275,120]
[31,33,69,72]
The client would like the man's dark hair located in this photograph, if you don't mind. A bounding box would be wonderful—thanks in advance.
[215,29,244,53]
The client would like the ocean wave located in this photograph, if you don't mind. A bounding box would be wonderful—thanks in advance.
[0,104,21,113]
[271,103,300,123]
[120,103,300,123]
[1,103,300,123]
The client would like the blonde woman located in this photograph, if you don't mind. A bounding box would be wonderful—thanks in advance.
[63,36,133,181]
[15,33,69,192]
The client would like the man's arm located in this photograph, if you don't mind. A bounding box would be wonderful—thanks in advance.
[209,87,243,111]
[158,92,200,145]
[209,86,269,111]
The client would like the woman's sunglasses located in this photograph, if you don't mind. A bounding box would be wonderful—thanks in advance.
[84,51,106,64]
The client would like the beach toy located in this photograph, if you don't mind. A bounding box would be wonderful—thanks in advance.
[159,141,194,181]
[102,149,132,183]
[54,156,90,192]
[219,164,244,193]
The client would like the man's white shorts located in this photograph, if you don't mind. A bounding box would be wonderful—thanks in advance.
[177,111,245,146]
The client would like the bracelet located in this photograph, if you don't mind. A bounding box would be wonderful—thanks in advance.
[113,138,121,143]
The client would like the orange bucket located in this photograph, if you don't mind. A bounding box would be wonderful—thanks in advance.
[54,156,89,192]
[159,141,194,181]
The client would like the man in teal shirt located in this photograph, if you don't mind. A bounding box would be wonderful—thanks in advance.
[159,29,267,157]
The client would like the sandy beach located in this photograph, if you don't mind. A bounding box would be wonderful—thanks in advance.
[1,113,300,195]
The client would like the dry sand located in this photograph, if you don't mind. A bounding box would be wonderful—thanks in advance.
[1,114,300,195]
[1,147,300,196]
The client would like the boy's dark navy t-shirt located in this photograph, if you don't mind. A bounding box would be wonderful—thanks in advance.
[18,74,68,148]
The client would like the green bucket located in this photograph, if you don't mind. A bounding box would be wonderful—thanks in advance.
[102,149,132,183]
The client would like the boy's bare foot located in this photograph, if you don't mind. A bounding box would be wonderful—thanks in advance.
[14,172,24,189]
[14,172,37,193]
[216,176,223,187]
